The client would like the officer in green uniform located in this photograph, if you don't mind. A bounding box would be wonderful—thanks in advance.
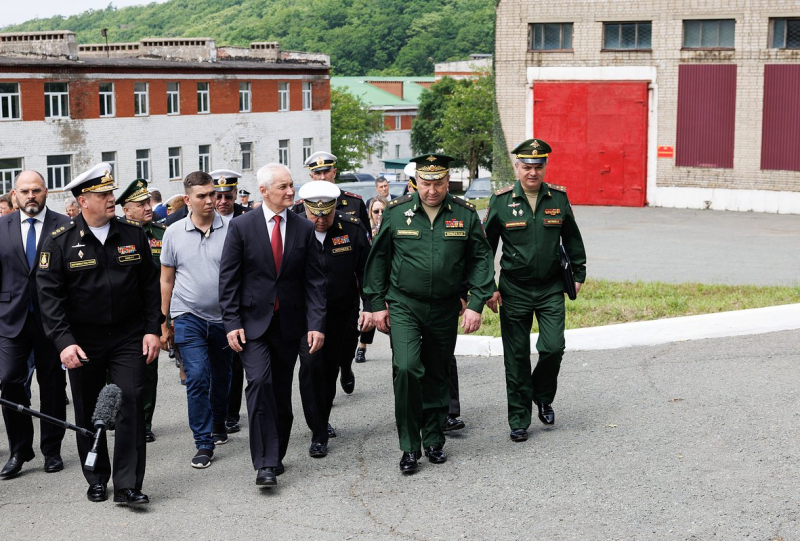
[116,179,165,443]
[364,154,495,474]
[484,139,586,442]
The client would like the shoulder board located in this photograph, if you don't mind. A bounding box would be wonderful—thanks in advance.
[450,196,476,211]
[494,185,513,196]
[342,191,362,200]
[152,222,167,230]
[547,183,567,193]
[117,216,142,228]
[294,199,304,205]
[338,213,360,225]
[50,220,76,238]
[388,194,413,208]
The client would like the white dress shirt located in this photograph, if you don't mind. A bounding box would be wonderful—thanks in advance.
[261,206,287,250]
[20,207,47,254]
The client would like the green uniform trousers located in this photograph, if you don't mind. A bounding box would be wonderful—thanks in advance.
[388,294,460,452]
[143,358,158,431]
[499,276,565,430]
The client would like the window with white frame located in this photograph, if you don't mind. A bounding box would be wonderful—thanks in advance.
[134,82,148,116]
[101,151,116,176]
[395,115,402,130]
[302,138,313,162]
[199,145,211,172]
[99,82,114,117]
[46,155,71,190]
[0,158,23,192]
[168,147,182,179]
[302,82,312,110]
[278,139,289,166]
[241,142,252,171]
[239,82,251,112]
[278,82,290,111]
[44,83,69,119]
[167,82,180,115]
[0,83,21,120]
[197,82,210,114]
[136,149,150,180]
[770,18,800,49]
[395,145,401,158]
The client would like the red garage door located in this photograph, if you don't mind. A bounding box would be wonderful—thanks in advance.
[532,82,648,206]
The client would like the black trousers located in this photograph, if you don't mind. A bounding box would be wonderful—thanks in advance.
[0,312,66,457]
[449,356,461,417]
[298,307,359,444]
[69,328,146,489]
[226,352,244,424]
[238,313,299,470]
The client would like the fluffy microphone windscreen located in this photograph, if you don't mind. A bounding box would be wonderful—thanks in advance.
[92,384,123,430]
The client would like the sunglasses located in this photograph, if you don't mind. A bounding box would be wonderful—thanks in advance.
[216,194,234,200]
[372,209,384,214]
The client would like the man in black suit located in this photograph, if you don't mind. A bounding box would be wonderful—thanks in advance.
[219,163,326,488]
[0,170,70,478]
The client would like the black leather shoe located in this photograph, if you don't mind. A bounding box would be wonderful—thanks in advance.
[256,467,277,487]
[354,347,367,363]
[536,402,555,425]
[327,423,337,438]
[340,368,355,394]
[144,430,155,443]
[424,446,447,464]
[275,462,285,476]
[510,428,529,442]
[443,416,465,431]
[0,451,35,478]
[225,420,241,433]
[309,442,328,458]
[86,483,108,502]
[113,488,149,505]
[43,455,64,473]
[399,451,421,474]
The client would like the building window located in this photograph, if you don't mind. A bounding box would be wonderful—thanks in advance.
[101,151,116,176]
[167,82,180,115]
[168,147,182,179]
[395,145,401,158]
[0,158,23,192]
[136,149,150,180]
[302,138,313,162]
[0,83,21,120]
[241,142,252,171]
[44,82,69,119]
[197,82,210,114]
[278,82,290,111]
[529,23,573,51]
[603,22,652,50]
[239,82,251,112]
[199,144,210,172]
[278,139,289,166]
[683,19,735,49]
[134,82,149,116]
[98,82,114,117]
[395,115,402,130]
[770,18,800,49]
[302,82,312,110]
[46,155,71,190]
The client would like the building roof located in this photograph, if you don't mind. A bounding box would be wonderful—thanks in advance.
[331,76,434,108]
[0,56,328,73]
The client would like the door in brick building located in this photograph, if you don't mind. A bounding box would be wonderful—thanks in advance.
[532,82,648,206]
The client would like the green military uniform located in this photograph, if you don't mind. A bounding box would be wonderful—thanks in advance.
[483,139,586,433]
[116,179,164,437]
[364,155,495,457]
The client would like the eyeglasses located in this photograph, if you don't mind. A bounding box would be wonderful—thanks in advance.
[372,209,384,214]
[216,194,234,200]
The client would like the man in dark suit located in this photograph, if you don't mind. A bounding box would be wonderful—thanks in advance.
[219,163,326,488]
[0,170,70,478]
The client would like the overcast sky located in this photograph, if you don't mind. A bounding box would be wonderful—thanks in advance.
[3,0,170,27]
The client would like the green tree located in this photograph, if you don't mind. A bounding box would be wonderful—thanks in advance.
[330,87,385,174]
[436,74,494,180]
[411,76,465,157]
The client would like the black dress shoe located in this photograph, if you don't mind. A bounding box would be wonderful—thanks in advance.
[86,483,108,502]
[536,402,555,425]
[340,368,355,394]
[113,488,149,505]
[44,455,64,473]
[327,423,337,438]
[144,430,155,443]
[0,451,35,478]
[443,416,465,431]
[309,442,328,458]
[354,347,367,363]
[424,446,447,464]
[256,467,277,486]
[510,428,529,442]
[399,451,421,474]
[225,419,241,433]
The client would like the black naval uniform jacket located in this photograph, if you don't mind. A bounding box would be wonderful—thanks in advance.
[319,211,372,314]
[293,191,371,239]
[36,214,162,353]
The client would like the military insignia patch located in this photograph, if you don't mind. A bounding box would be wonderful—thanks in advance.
[508,202,521,208]
[39,252,50,270]
[397,230,420,237]
[149,239,162,249]
[332,235,350,246]
[544,208,561,216]
[332,246,352,254]
[118,254,141,263]
[543,218,563,226]
[117,245,137,255]
[341,199,348,206]
[444,219,464,228]
[69,260,97,269]
[444,231,466,238]
[505,220,527,229]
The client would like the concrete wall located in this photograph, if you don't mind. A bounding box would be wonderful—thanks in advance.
[0,32,77,59]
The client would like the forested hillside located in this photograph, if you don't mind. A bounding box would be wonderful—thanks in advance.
[4,0,494,76]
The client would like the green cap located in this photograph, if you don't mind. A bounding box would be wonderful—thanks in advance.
[115,179,150,206]
[410,154,455,181]
[511,139,552,164]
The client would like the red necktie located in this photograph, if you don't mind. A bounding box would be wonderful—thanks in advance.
[271,214,283,311]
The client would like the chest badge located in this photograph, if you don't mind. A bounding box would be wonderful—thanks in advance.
[404,209,414,217]
[341,199,348,206]
[72,242,85,249]
[118,245,137,255]
[78,250,84,259]
[544,208,561,216]
[332,235,350,246]
[444,219,464,229]
[406,217,413,225]
[79,230,85,238]
[508,202,521,208]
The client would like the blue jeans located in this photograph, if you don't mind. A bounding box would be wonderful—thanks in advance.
[174,313,233,450]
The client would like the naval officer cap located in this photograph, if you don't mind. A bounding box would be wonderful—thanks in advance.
[403,162,417,189]
[410,154,455,181]
[304,151,337,172]
[115,178,151,206]
[64,162,118,198]
[298,181,341,216]
[512,138,552,164]
[238,188,250,197]
[210,169,241,192]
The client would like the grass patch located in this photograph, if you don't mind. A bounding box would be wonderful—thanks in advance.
[471,197,490,211]
[469,279,800,336]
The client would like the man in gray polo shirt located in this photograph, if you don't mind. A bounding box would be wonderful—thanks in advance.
[159,171,233,469]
